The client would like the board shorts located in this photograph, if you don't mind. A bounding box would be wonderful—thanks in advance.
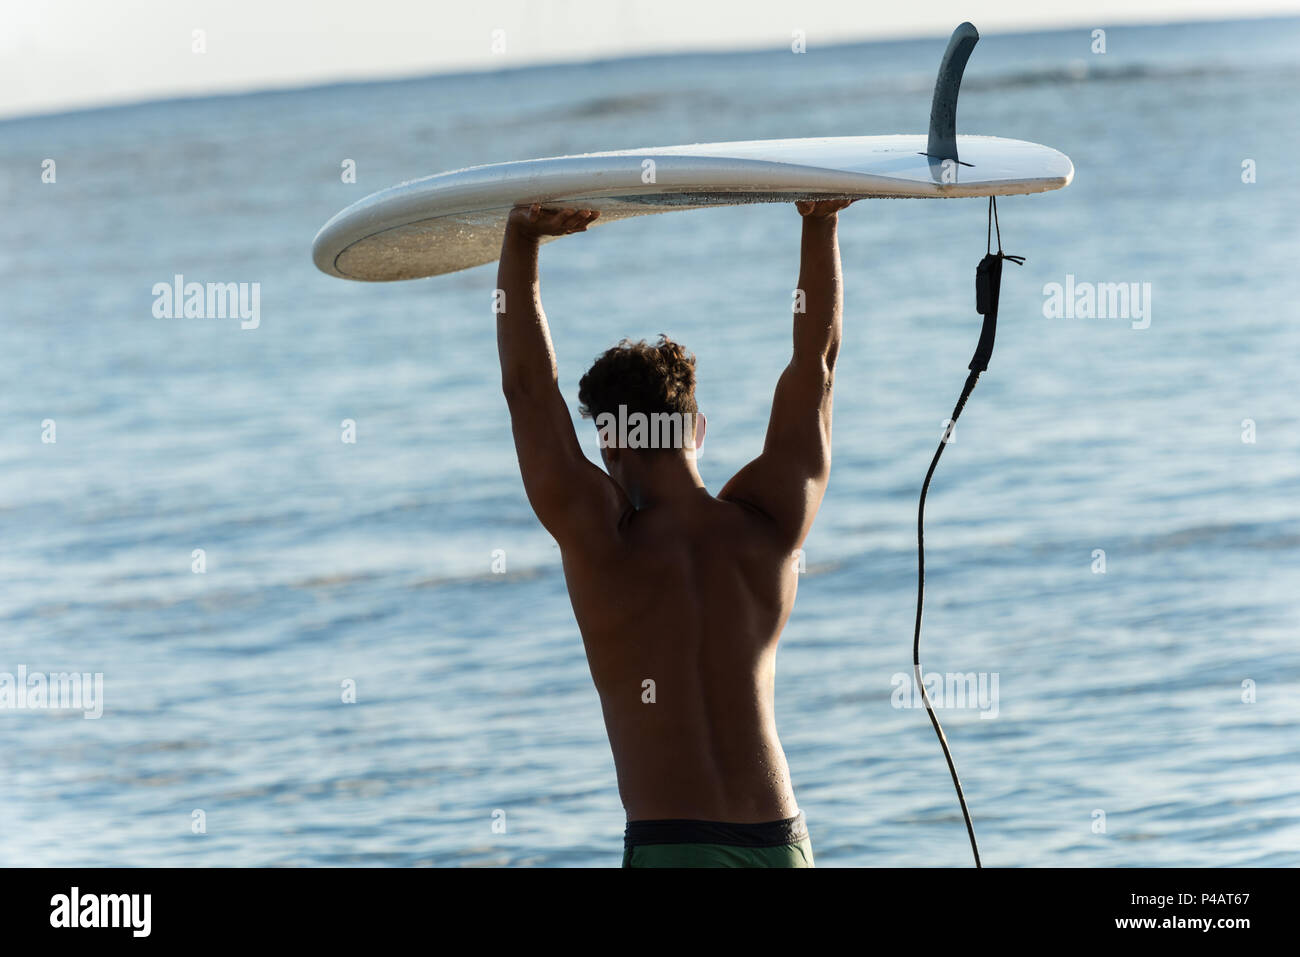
[622,812,815,868]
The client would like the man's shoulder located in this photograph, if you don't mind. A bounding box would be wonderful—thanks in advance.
[713,489,791,545]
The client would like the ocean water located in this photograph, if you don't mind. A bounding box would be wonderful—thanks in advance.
[1,17,1298,867]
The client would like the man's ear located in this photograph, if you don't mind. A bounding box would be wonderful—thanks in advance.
[595,418,618,461]
[693,412,707,451]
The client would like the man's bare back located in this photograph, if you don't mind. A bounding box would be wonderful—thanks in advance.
[494,200,849,860]
[563,488,800,822]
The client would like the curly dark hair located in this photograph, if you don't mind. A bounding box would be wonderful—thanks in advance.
[578,335,697,427]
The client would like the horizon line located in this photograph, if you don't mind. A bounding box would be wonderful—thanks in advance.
[3,10,1295,125]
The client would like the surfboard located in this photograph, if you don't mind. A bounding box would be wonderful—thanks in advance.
[312,22,1073,282]
[312,134,1073,281]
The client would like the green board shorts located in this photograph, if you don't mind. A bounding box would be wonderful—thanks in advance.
[622,812,815,868]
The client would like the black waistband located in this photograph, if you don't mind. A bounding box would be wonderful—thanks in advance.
[624,812,808,848]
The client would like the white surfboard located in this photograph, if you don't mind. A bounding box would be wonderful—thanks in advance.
[312,134,1073,281]
[312,23,1073,282]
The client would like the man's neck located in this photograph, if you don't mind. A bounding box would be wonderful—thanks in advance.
[619,454,707,509]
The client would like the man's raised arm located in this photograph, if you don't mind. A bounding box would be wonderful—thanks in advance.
[719,199,853,548]
[496,205,623,541]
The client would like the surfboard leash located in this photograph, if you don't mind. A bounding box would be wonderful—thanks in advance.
[913,196,1023,868]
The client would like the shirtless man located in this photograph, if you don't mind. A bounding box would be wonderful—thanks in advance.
[495,198,850,867]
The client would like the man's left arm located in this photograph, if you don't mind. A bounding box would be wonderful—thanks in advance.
[496,205,625,542]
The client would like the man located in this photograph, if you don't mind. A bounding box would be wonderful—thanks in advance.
[495,198,850,867]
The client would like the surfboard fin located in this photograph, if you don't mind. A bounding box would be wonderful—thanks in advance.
[926,22,980,165]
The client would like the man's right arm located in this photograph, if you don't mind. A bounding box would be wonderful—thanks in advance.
[719,200,851,548]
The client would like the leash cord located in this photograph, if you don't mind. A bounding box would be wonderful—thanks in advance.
[912,368,983,869]
[912,196,1022,868]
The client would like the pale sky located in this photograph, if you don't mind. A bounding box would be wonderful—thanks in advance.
[4,0,1298,120]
